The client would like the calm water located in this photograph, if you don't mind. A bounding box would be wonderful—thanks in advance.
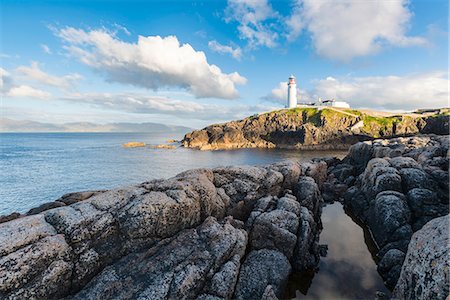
[0,132,347,215]
[287,202,390,299]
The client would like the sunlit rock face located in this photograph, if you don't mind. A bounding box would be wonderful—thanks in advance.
[393,214,449,300]
[329,134,449,289]
[0,160,324,300]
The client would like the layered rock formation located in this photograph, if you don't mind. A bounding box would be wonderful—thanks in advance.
[182,108,449,150]
[0,161,326,300]
[325,134,449,292]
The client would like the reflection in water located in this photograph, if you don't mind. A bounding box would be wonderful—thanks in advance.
[287,202,390,300]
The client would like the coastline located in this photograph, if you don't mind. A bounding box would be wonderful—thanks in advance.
[1,134,448,299]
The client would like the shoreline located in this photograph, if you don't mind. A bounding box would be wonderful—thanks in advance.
[0,134,448,299]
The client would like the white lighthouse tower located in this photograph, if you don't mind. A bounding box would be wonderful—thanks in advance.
[287,75,297,108]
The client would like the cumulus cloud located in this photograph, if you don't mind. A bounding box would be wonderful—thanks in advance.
[6,85,51,100]
[54,27,247,99]
[16,62,82,89]
[312,72,448,110]
[265,72,449,110]
[225,0,279,48]
[208,40,242,60]
[63,91,273,121]
[286,0,427,61]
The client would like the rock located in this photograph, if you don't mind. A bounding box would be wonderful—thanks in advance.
[70,217,247,300]
[122,142,146,148]
[399,168,436,192]
[151,144,176,149]
[393,215,449,300]
[293,207,320,272]
[182,108,448,150]
[0,234,72,299]
[234,249,291,300]
[26,201,66,215]
[377,249,405,288]
[296,176,321,217]
[0,212,21,224]
[369,191,411,247]
[57,190,105,206]
[249,209,299,260]
[338,135,449,290]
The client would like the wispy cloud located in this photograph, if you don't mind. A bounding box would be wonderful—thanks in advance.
[54,27,247,99]
[40,44,52,54]
[6,85,51,100]
[63,91,273,121]
[208,40,242,60]
[225,0,279,48]
[16,61,82,89]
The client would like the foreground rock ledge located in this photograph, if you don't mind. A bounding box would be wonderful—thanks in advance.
[0,160,327,299]
[1,134,448,300]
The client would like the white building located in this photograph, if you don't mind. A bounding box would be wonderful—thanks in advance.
[285,75,351,109]
[320,99,351,108]
[287,75,297,109]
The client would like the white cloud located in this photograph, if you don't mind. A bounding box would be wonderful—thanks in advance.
[208,40,242,60]
[312,72,448,110]
[266,72,449,110]
[16,62,82,89]
[63,91,272,121]
[287,0,427,61]
[54,27,247,99]
[6,85,51,99]
[225,0,279,48]
[40,44,52,54]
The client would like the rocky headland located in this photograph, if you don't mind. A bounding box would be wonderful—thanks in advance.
[182,108,449,150]
[0,134,448,299]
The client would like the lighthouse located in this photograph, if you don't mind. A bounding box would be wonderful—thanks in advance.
[287,75,297,108]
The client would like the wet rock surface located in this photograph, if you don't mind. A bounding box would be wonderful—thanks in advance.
[328,134,449,291]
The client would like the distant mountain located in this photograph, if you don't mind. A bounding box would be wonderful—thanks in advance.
[0,118,192,133]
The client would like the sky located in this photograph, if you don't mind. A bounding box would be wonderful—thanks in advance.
[0,0,448,128]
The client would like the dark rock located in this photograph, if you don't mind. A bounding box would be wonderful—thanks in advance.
[370,191,411,247]
[0,212,21,224]
[26,201,66,216]
[234,249,291,300]
[399,168,436,192]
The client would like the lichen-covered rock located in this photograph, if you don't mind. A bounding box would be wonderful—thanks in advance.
[234,249,291,300]
[0,160,328,299]
[70,217,247,300]
[393,215,449,300]
[337,135,449,289]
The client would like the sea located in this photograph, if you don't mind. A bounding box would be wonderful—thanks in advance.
[0,132,389,299]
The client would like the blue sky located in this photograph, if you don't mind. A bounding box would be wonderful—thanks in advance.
[1,0,448,128]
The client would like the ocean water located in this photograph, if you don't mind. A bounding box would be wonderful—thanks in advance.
[0,132,347,215]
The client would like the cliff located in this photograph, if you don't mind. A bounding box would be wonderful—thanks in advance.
[182,107,449,150]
